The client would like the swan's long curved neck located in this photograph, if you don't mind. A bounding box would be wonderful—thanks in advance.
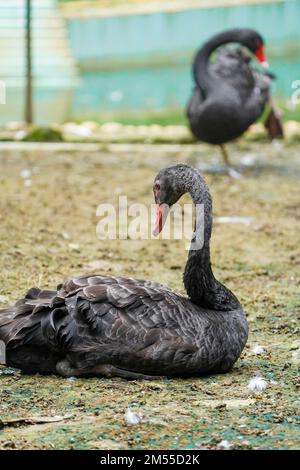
[183,170,240,311]
[193,29,247,94]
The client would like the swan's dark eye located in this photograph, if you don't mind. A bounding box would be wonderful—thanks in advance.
[155,183,160,191]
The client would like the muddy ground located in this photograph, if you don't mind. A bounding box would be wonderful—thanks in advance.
[0,139,299,449]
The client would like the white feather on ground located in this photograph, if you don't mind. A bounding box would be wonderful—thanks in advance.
[228,168,242,179]
[125,407,141,425]
[218,439,233,450]
[248,376,268,392]
[252,345,266,355]
[23,179,32,188]
[68,243,80,251]
[20,169,32,179]
[66,376,76,382]
[215,216,254,225]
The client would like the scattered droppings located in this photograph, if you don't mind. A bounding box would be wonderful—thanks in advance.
[125,407,141,425]
[252,345,266,355]
[66,376,76,382]
[20,169,32,179]
[248,376,268,392]
[218,439,233,450]
[62,232,70,240]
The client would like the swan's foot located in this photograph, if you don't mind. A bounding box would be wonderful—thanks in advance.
[56,360,165,380]
[97,365,165,381]
[56,360,110,378]
[56,359,82,377]
[227,167,242,179]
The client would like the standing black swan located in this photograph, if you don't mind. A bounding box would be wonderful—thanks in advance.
[187,28,283,168]
[0,164,248,379]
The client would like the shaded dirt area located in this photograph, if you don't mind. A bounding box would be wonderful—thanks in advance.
[0,140,299,449]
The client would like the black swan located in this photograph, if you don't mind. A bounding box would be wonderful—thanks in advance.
[187,28,283,168]
[0,164,248,379]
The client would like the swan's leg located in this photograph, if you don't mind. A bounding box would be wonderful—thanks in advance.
[56,359,110,377]
[100,365,165,381]
[56,360,165,380]
[264,102,284,139]
[219,144,230,166]
[219,144,242,179]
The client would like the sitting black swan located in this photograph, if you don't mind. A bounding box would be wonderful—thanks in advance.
[0,164,248,379]
[187,28,283,168]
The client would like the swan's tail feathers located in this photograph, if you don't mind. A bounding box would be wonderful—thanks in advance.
[264,106,284,140]
[0,288,39,343]
[0,287,61,372]
[0,304,31,346]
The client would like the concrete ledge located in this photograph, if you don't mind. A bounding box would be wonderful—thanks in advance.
[62,0,284,20]
[0,141,205,153]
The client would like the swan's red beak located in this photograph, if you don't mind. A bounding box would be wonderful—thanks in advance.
[255,44,268,67]
[153,204,169,236]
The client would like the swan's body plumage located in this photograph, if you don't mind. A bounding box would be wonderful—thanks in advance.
[0,164,249,378]
[0,274,248,377]
[210,47,270,104]
[187,29,283,146]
